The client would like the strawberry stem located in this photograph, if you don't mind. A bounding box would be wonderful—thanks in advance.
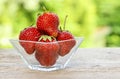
[42,6,47,12]
[30,23,34,27]
[37,13,41,16]
[63,15,68,30]
[60,26,63,31]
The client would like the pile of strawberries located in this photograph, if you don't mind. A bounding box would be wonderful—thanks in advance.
[19,12,76,67]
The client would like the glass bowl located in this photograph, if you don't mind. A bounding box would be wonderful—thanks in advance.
[9,37,83,71]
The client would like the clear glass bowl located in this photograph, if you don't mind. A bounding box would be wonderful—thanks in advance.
[10,37,83,71]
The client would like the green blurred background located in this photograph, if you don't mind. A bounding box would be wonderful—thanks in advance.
[0,0,120,48]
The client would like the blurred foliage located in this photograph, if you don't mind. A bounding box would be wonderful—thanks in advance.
[95,0,120,46]
[0,0,120,48]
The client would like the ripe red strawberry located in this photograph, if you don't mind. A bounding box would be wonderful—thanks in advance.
[57,31,76,56]
[36,12,59,37]
[35,35,59,66]
[57,15,76,56]
[19,27,41,54]
[35,51,58,67]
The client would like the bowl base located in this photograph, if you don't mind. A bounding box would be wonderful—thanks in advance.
[28,64,64,71]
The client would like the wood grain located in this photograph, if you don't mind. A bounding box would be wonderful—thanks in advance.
[1,48,120,79]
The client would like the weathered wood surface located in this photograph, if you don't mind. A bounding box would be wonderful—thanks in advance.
[1,48,120,79]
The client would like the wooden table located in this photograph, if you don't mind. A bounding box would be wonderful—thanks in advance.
[1,48,120,79]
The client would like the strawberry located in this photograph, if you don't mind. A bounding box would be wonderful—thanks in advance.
[57,15,76,56]
[57,31,76,56]
[35,51,58,67]
[36,12,59,37]
[35,35,59,66]
[19,27,41,54]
